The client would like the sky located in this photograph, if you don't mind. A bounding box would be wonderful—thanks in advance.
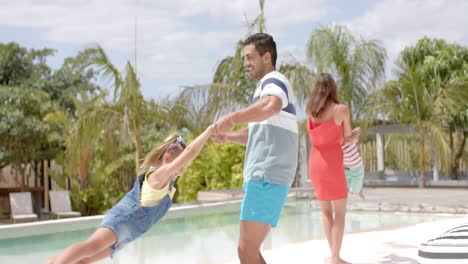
[1,0,467,100]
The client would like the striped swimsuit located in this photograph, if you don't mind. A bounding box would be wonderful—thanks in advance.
[342,143,364,193]
[342,143,362,168]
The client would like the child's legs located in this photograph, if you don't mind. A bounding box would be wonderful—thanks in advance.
[330,199,347,260]
[345,164,364,194]
[52,227,117,264]
[45,247,111,264]
[77,248,111,264]
[319,201,333,251]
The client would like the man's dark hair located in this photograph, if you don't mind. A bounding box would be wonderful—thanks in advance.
[244,33,277,68]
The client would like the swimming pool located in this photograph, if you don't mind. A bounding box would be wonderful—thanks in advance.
[0,199,457,264]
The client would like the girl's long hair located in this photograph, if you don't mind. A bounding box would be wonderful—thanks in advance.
[138,134,184,174]
[306,73,339,118]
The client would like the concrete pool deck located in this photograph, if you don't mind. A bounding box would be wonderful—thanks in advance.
[224,187,468,264]
[225,216,468,264]
[317,187,468,214]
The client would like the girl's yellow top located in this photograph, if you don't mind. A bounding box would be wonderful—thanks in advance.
[140,166,175,206]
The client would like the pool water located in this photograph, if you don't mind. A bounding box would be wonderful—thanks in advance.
[0,200,456,264]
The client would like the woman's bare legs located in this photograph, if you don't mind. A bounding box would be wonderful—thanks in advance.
[319,199,350,264]
[330,199,349,264]
[319,201,333,252]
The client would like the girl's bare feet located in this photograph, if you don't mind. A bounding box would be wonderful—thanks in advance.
[359,190,365,200]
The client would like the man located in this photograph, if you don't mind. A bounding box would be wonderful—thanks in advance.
[213,33,298,264]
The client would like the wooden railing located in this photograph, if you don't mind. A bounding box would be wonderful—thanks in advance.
[359,138,468,174]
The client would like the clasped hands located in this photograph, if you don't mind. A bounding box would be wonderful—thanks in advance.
[211,113,235,143]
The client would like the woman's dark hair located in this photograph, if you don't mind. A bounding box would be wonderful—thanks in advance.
[306,73,339,118]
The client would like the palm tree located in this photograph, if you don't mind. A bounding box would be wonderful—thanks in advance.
[211,0,319,187]
[119,62,146,171]
[363,38,468,187]
[73,47,147,173]
[409,37,468,180]
[213,0,317,109]
[440,82,468,180]
[162,84,239,135]
[307,24,387,122]
[44,91,117,191]
[66,92,110,190]
[279,62,316,105]
[212,0,266,107]
[279,63,315,187]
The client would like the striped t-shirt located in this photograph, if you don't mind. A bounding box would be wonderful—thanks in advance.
[244,71,298,187]
[342,143,363,168]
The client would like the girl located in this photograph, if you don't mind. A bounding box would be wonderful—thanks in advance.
[343,127,365,200]
[44,125,214,264]
[306,73,352,264]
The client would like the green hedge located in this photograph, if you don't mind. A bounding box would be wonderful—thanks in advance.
[175,142,245,203]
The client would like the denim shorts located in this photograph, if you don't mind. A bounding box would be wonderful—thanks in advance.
[99,174,173,256]
[240,178,289,228]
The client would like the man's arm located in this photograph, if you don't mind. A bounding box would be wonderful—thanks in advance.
[214,95,282,134]
[232,95,282,123]
[213,127,249,146]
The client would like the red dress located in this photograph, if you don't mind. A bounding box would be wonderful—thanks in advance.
[307,116,348,201]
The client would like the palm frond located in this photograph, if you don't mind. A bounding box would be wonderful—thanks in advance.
[73,46,123,101]
[307,24,386,121]
[278,63,316,105]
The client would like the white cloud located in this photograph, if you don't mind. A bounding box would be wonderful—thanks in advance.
[266,0,333,27]
[0,0,331,47]
[168,0,332,26]
[344,0,468,77]
[138,31,237,83]
[277,45,307,65]
[0,0,333,98]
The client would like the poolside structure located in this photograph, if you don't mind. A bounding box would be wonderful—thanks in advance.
[358,122,467,187]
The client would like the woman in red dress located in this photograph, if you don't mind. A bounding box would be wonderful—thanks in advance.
[307,73,353,264]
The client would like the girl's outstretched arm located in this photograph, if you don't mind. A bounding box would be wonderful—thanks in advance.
[344,127,361,144]
[337,104,352,141]
[148,125,214,187]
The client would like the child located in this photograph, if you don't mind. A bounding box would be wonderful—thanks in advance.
[343,127,365,199]
[44,125,214,264]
